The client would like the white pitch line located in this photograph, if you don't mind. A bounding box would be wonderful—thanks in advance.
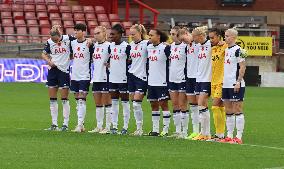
[1,127,284,151]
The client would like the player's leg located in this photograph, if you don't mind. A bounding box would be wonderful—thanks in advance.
[147,86,160,136]
[110,83,120,132]
[88,83,104,133]
[58,71,70,131]
[186,78,199,139]
[45,67,59,131]
[211,84,225,139]
[119,84,130,134]
[168,82,181,137]
[101,90,112,134]
[179,91,189,138]
[131,78,147,136]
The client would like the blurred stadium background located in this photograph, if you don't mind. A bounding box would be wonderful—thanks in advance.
[0,0,284,87]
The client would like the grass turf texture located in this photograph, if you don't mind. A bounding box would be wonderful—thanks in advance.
[0,83,284,169]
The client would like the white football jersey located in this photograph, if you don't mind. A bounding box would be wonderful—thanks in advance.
[196,40,212,82]
[186,42,199,78]
[43,35,74,73]
[169,42,187,83]
[147,43,170,86]
[109,41,130,83]
[128,40,149,81]
[92,41,111,82]
[70,40,92,81]
[223,45,246,88]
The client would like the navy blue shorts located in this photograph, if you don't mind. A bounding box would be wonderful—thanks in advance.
[92,82,109,93]
[46,67,70,88]
[186,78,197,95]
[147,86,169,101]
[195,82,211,96]
[109,82,128,93]
[222,87,245,101]
[128,73,147,95]
[70,80,90,93]
[168,82,186,92]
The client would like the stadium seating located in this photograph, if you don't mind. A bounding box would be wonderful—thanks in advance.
[0,1,121,43]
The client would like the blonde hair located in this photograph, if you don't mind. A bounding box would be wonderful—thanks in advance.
[226,27,238,37]
[177,27,189,37]
[130,24,148,40]
[95,26,107,40]
[193,26,208,36]
[50,25,61,36]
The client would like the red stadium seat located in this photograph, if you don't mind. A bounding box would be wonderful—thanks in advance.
[35,0,46,5]
[49,13,61,20]
[29,26,41,43]
[37,12,49,20]
[72,5,83,13]
[97,14,109,22]
[85,13,96,21]
[109,14,120,22]
[87,20,98,28]
[36,5,47,12]
[95,6,105,14]
[16,27,29,43]
[14,0,25,4]
[63,20,74,28]
[25,12,37,20]
[46,0,57,5]
[111,22,121,27]
[39,20,50,27]
[61,13,73,20]
[51,19,62,26]
[83,6,94,13]
[1,12,12,19]
[41,27,51,42]
[27,19,38,26]
[3,26,16,43]
[65,27,74,35]
[89,28,95,36]
[3,26,14,34]
[75,20,86,25]
[59,5,71,13]
[1,19,14,26]
[24,5,35,12]
[73,13,85,21]
[13,12,24,20]
[47,5,59,13]
[15,19,26,26]
[99,22,111,28]
[25,0,35,5]
[0,4,12,12]
[12,4,24,12]
[122,21,132,29]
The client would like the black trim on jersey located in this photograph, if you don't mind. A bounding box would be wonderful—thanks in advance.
[68,35,76,41]
[126,45,131,77]
[98,41,106,44]
[236,63,240,82]
[235,48,240,57]
[184,46,187,78]
[77,39,87,43]
[153,42,161,47]
[147,41,151,46]
[134,40,143,44]
[43,41,51,54]
[165,45,171,84]
[228,44,237,49]
[200,39,209,45]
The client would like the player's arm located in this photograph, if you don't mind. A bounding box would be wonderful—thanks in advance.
[234,49,246,93]
[42,42,56,67]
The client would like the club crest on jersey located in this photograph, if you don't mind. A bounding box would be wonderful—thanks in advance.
[174,47,178,53]
[114,48,117,53]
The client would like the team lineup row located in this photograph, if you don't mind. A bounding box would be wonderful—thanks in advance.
[42,23,247,144]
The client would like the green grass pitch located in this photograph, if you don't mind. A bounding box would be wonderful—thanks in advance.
[0,83,284,169]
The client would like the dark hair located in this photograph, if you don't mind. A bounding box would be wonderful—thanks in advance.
[152,29,168,42]
[111,24,125,35]
[209,28,223,37]
[74,23,87,32]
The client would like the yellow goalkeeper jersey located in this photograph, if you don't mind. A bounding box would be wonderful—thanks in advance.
[211,43,228,85]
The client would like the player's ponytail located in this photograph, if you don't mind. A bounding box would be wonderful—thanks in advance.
[131,24,148,40]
